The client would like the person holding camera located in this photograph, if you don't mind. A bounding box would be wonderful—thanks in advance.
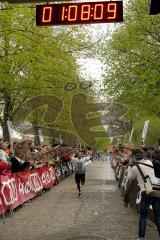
[127,151,160,240]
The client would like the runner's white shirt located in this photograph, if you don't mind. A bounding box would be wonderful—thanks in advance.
[72,156,90,174]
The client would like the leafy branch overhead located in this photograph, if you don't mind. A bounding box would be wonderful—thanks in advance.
[0,2,99,141]
[102,0,160,119]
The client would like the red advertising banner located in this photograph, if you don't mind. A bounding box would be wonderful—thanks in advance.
[0,166,56,214]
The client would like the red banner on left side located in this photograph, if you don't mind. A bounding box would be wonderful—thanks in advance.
[0,166,56,214]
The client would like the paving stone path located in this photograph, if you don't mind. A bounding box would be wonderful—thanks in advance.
[0,160,158,240]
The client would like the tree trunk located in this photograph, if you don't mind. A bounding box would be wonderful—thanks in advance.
[2,97,14,142]
[33,125,40,145]
[1,122,10,141]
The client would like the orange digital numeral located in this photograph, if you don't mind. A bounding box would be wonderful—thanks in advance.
[62,6,65,21]
[94,4,103,20]
[42,6,52,23]
[68,5,78,21]
[81,5,90,20]
[107,3,117,19]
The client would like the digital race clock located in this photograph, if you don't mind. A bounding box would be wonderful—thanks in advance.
[36,1,123,26]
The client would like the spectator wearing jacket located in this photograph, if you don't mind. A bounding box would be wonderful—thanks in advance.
[153,150,160,178]
[61,151,71,162]
[11,141,30,173]
[127,153,160,240]
[0,141,8,164]
[157,138,160,150]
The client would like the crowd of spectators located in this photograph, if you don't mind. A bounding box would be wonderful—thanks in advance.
[109,141,160,181]
[108,141,160,205]
[0,139,94,177]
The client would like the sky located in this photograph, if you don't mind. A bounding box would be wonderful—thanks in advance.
[77,22,120,100]
[78,57,105,81]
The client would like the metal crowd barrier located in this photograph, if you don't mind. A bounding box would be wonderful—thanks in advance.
[0,161,73,223]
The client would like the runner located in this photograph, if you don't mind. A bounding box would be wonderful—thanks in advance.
[71,150,91,197]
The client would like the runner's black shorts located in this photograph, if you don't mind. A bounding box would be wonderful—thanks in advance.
[75,173,85,185]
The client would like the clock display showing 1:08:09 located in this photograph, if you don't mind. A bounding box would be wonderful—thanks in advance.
[36,1,123,26]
